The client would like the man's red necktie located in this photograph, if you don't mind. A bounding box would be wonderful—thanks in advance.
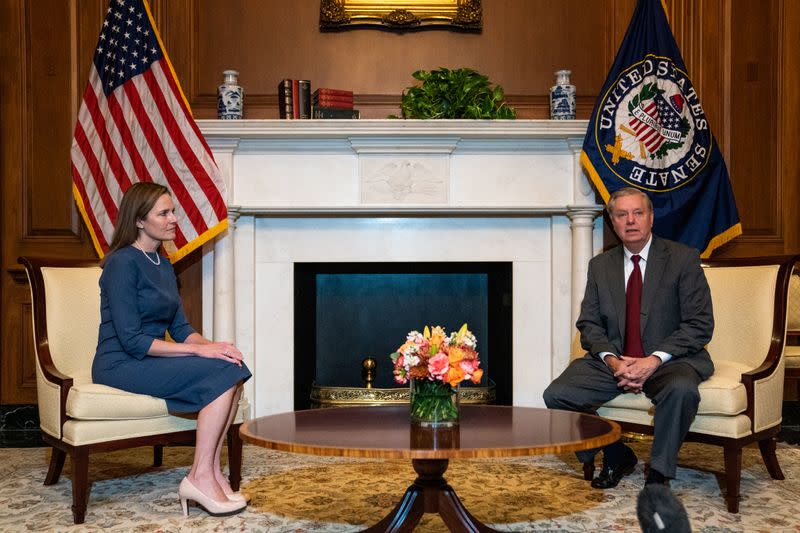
[623,255,645,357]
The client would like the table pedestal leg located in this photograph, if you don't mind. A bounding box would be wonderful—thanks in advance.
[363,459,500,533]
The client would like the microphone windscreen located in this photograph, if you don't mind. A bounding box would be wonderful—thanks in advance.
[636,484,692,533]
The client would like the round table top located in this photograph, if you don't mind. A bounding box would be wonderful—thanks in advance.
[240,405,620,459]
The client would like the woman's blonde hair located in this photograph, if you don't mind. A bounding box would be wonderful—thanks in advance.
[101,182,171,266]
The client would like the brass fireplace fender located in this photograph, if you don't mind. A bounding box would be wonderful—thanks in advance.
[310,380,496,408]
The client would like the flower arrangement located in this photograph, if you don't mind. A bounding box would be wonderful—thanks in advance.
[391,323,483,386]
[390,323,482,426]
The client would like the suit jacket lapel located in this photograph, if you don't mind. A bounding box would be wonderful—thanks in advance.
[641,236,666,332]
[607,246,627,343]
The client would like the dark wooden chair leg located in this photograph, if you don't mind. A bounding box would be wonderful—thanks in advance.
[758,436,785,480]
[723,443,742,513]
[227,423,243,491]
[153,445,164,467]
[70,448,90,524]
[44,446,66,485]
[582,460,595,481]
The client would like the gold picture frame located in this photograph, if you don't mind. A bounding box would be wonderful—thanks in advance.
[320,0,482,32]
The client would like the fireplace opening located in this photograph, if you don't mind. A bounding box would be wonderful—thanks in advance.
[294,262,512,410]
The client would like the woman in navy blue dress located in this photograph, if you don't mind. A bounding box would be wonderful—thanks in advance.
[93,182,251,517]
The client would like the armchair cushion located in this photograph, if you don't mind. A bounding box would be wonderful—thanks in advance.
[61,415,196,447]
[602,359,748,417]
[66,382,170,420]
[597,406,753,439]
[692,360,749,415]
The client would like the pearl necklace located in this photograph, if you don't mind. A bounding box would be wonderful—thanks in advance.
[133,241,161,266]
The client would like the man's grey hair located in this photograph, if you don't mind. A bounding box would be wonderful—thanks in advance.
[607,187,653,215]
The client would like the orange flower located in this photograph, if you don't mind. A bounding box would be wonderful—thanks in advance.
[447,346,466,364]
[470,368,484,384]
[430,326,446,347]
[446,364,465,387]
[397,341,414,353]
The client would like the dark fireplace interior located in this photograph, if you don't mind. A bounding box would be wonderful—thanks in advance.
[294,262,512,409]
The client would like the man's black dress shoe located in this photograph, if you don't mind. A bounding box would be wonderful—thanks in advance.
[591,453,638,489]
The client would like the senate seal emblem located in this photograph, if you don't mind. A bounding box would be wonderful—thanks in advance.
[592,54,713,192]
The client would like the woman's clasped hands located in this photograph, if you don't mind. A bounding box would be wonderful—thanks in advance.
[194,342,243,366]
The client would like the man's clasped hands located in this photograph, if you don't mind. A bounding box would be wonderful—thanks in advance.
[605,355,662,393]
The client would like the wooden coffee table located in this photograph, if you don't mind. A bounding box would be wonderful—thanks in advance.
[241,405,619,532]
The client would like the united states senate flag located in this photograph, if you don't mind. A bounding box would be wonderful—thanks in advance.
[581,0,741,257]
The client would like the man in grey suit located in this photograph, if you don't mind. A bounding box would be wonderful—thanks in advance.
[544,187,714,488]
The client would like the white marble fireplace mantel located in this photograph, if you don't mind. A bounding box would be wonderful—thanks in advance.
[197,119,603,418]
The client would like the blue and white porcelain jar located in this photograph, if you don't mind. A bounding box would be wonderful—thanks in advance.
[550,70,576,120]
[217,70,243,120]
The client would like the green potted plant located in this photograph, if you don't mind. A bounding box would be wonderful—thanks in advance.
[396,67,516,119]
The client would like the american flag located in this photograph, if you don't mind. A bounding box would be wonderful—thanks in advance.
[70,0,227,262]
[628,93,683,154]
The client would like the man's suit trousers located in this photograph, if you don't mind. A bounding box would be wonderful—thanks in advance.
[543,354,702,478]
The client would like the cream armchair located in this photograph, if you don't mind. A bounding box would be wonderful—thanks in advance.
[19,257,245,524]
[572,255,799,513]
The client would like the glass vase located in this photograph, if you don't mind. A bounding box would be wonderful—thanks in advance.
[409,379,460,427]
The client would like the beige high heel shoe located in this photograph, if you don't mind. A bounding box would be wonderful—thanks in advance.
[217,474,250,503]
[179,477,246,517]
[226,491,251,504]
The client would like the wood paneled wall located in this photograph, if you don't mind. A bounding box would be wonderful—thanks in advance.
[1,0,797,404]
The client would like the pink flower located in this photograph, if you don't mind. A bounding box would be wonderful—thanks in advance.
[460,359,480,374]
[427,353,449,377]
[393,365,408,384]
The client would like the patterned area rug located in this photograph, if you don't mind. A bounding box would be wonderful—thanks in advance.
[0,441,798,532]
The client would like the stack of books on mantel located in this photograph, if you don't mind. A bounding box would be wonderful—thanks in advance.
[312,88,360,119]
[277,79,311,119]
